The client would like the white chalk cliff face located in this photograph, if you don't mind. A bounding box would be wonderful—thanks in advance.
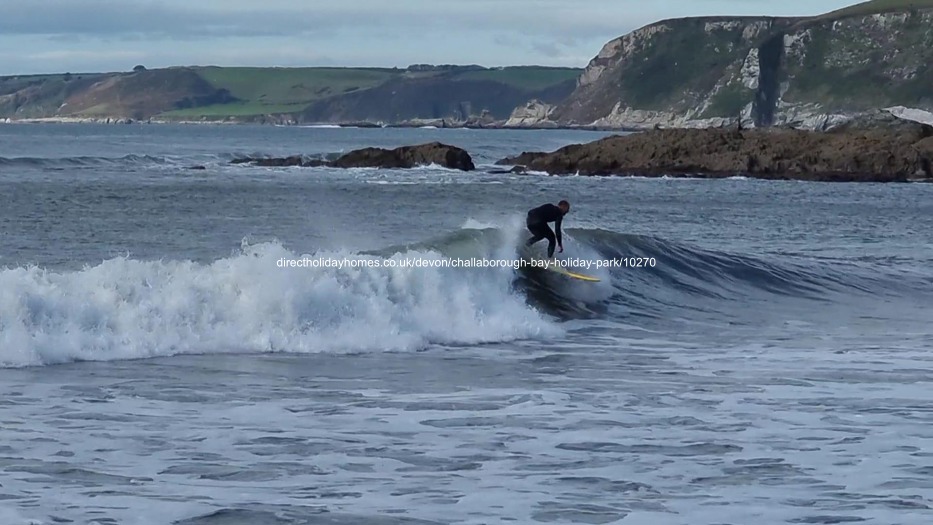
[517,9,933,130]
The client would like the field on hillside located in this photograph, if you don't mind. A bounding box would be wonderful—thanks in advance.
[154,67,401,119]
[195,67,398,105]
[159,66,582,120]
[159,102,310,119]
[818,0,933,19]
[453,67,581,91]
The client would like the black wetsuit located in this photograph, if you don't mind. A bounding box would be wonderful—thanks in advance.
[526,203,564,258]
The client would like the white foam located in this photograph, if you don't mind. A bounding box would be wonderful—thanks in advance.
[461,217,516,230]
[0,242,558,368]
[0,506,39,525]
[410,162,462,172]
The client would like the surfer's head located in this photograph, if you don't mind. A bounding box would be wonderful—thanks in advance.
[558,200,570,214]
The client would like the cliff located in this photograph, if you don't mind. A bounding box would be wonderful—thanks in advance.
[519,0,933,130]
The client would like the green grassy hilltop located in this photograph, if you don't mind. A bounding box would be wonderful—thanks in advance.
[819,0,933,18]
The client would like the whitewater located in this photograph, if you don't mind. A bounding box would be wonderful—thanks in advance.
[1,124,932,525]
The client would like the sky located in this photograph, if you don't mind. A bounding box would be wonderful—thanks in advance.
[1,0,862,75]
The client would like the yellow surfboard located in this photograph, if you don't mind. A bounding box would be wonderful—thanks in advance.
[537,259,601,282]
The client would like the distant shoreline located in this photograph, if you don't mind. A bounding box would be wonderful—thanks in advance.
[0,117,629,133]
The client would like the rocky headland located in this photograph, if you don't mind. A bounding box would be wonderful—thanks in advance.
[497,117,933,182]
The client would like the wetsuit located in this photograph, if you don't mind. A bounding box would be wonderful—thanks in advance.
[526,203,564,258]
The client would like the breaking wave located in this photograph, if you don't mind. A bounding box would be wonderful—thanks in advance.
[2,225,929,368]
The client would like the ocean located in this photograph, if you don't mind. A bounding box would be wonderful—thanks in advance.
[1,123,932,525]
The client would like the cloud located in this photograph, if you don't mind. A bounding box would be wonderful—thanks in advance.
[25,49,140,61]
[0,1,309,38]
[0,0,858,42]
[0,0,859,74]
[0,0,677,40]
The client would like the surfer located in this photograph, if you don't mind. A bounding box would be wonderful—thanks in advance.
[526,200,570,259]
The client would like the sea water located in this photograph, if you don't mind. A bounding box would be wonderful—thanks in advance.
[1,124,932,524]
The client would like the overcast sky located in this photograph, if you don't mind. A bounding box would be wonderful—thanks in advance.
[1,0,860,75]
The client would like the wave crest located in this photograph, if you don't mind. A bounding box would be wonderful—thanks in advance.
[0,241,555,368]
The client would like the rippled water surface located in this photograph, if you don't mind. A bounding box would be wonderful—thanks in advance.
[1,124,932,525]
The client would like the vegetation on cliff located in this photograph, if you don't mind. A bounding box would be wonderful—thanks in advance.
[818,0,933,18]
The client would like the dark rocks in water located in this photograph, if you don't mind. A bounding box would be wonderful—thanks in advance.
[187,165,207,170]
[495,152,550,166]
[495,127,933,182]
[341,121,384,128]
[486,165,530,175]
[331,142,475,171]
[230,142,475,171]
[253,156,304,167]
[230,156,327,168]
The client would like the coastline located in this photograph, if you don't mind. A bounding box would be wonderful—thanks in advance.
[5,106,931,133]
[230,120,933,183]
[493,124,933,183]
[9,115,933,184]
[0,116,633,132]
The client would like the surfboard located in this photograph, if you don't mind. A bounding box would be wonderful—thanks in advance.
[518,245,600,282]
[532,258,601,282]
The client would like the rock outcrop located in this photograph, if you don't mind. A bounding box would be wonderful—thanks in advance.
[504,100,558,128]
[523,4,933,130]
[332,142,475,170]
[233,142,475,171]
[496,122,933,182]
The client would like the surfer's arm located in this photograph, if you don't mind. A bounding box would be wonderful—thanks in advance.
[555,217,563,250]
